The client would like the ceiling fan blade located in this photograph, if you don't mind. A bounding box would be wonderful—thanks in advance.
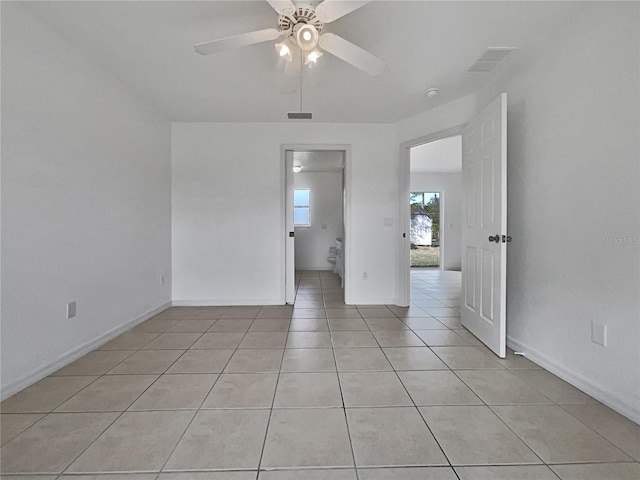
[265,0,296,16]
[315,0,372,23]
[195,28,282,55]
[319,33,385,76]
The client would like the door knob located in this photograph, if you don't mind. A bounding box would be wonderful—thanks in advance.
[488,235,500,243]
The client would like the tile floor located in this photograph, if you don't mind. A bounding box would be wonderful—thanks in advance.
[1,270,639,479]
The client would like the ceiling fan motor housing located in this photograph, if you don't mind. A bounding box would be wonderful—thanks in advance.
[277,4,324,47]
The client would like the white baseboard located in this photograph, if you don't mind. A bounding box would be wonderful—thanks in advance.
[172,299,283,306]
[507,335,640,424]
[0,302,172,401]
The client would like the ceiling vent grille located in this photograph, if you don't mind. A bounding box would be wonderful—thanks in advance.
[467,47,516,73]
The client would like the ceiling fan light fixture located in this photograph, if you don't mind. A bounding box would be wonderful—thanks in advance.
[275,38,294,62]
[305,48,323,65]
[296,24,319,51]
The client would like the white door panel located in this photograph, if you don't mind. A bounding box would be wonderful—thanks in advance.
[461,93,507,358]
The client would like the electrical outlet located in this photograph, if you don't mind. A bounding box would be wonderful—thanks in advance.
[363,271,368,280]
[591,322,607,347]
[67,301,77,319]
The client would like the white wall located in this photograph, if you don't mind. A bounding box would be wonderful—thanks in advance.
[172,122,398,305]
[1,3,172,397]
[410,173,462,270]
[475,3,639,421]
[294,171,343,270]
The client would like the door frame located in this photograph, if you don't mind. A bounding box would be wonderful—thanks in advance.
[398,126,464,306]
[281,144,352,304]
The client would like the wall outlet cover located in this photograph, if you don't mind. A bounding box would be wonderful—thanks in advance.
[591,322,607,347]
[67,301,77,319]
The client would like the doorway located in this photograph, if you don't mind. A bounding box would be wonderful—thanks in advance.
[284,146,350,305]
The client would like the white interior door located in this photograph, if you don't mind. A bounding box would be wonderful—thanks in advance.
[461,93,508,358]
[285,150,295,303]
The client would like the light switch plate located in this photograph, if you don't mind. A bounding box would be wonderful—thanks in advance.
[67,301,77,319]
[591,322,607,347]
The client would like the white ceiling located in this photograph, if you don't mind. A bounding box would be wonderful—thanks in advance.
[410,135,461,173]
[19,1,581,123]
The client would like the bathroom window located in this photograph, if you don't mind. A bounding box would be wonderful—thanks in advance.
[294,189,310,226]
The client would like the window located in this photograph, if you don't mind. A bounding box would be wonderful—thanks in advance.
[294,189,310,226]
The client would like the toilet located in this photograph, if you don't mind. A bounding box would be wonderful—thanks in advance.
[327,246,337,269]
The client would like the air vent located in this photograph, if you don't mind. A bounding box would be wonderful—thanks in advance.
[288,112,312,119]
[467,47,516,73]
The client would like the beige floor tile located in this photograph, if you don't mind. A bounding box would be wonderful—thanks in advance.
[562,403,640,460]
[413,299,449,308]
[455,465,558,480]
[372,330,425,347]
[382,347,448,371]
[422,307,459,317]
[224,349,283,373]
[400,317,449,329]
[291,309,327,319]
[52,350,134,376]
[256,306,293,319]
[358,467,457,480]
[281,348,336,372]
[160,473,255,480]
[1,475,57,480]
[331,331,379,348]
[274,373,342,407]
[433,317,463,329]
[398,371,482,406]
[238,332,288,349]
[347,407,448,467]
[68,410,195,472]
[419,405,540,465]
[294,300,326,309]
[476,347,542,369]
[1,412,118,473]
[202,373,278,408]
[262,408,354,468]
[207,318,254,332]
[154,307,198,320]
[62,475,157,480]
[168,319,216,333]
[1,376,97,413]
[185,307,230,320]
[492,404,632,463]
[364,318,408,331]
[165,410,270,470]
[334,348,393,371]
[551,462,640,480]
[326,308,362,319]
[248,318,291,332]
[358,307,395,318]
[190,332,245,349]
[107,349,184,374]
[511,369,598,404]
[288,318,329,331]
[0,414,45,446]
[328,318,370,331]
[430,347,504,369]
[129,374,217,410]
[414,330,471,346]
[455,370,553,405]
[164,349,233,374]
[387,307,432,318]
[259,469,357,479]
[143,332,202,350]
[221,306,261,319]
[98,332,160,350]
[287,332,333,348]
[55,375,158,412]
[339,372,412,407]
[131,317,182,332]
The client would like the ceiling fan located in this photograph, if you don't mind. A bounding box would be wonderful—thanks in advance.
[194,0,385,76]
